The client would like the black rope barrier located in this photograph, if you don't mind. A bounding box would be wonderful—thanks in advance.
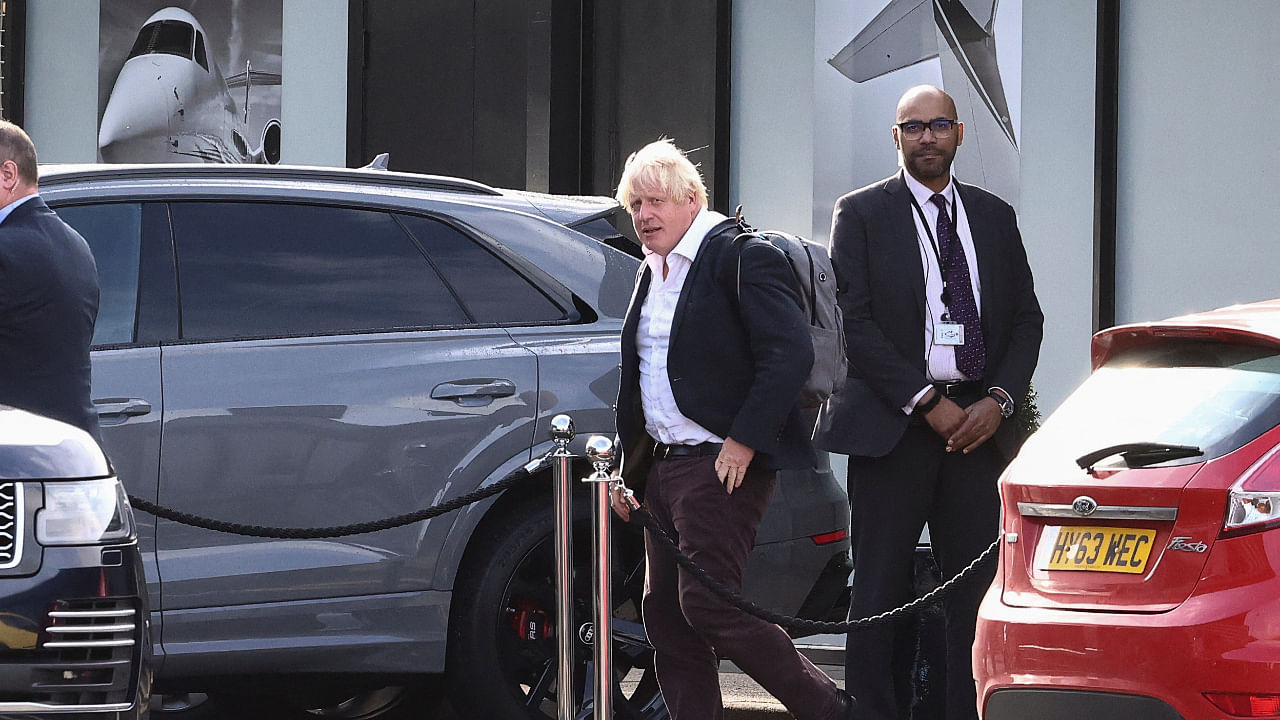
[127,462,540,539]
[629,505,1000,634]
[124,455,998,632]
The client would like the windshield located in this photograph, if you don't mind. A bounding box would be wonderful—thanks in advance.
[127,20,195,61]
[1022,339,1280,469]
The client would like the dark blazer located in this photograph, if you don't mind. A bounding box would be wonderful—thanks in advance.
[814,172,1042,460]
[616,218,816,480]
[0,196,101,440]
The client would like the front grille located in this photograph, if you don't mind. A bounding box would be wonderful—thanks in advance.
[0,481,19,568]
[45,601,137,651]
[28,599,140,707]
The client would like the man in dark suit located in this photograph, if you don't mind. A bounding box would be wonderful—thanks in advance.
[609,139,860,720]
[815,86,1042,720]
[0,121,101,441]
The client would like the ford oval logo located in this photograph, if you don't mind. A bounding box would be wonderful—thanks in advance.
[1072,496,1098,516]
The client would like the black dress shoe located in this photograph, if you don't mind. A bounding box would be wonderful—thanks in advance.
[832,688,860,720]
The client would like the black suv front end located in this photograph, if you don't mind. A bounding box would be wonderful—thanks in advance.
[0,407,150,719]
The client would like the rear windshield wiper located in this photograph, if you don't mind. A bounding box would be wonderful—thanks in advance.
[1075,442,1204,471]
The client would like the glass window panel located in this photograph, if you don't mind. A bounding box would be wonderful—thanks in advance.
[397,214,565,324]
[127,20,194,61]
[171,203,467,340]
[56,204,143,347]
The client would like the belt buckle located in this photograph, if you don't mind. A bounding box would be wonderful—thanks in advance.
[658,443,671,459]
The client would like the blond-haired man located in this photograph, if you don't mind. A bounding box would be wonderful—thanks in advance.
[611,139,860,720]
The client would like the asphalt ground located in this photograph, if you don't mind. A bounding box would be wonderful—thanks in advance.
[158,644,844,719]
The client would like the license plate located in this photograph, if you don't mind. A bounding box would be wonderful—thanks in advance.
[1033,526,1157,573]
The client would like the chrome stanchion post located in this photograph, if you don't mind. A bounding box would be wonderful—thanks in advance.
[583,436,615,720]
[550,415,576,720]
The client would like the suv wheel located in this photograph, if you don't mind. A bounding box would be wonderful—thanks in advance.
[447,501,667,719]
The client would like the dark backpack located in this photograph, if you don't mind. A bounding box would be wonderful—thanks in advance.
[730,209,848,408]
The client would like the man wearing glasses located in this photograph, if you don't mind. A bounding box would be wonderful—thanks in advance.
[815,85,1042,720]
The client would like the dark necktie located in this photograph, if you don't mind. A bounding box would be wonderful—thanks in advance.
[931,193,985,379]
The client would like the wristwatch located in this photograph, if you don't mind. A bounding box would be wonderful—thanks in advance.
[988,389,1015,419]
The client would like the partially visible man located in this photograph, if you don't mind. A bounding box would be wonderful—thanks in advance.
[0,121,101,441]
[815,86,1042,720]
[610,139,859,720]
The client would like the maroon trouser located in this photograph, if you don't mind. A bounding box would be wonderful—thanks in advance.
[641,455,840,720]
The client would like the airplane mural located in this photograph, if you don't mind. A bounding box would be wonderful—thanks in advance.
[829,0,1019,206]
[98,6,281,164]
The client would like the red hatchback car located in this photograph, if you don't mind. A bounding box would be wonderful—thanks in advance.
[975,299,1280,720]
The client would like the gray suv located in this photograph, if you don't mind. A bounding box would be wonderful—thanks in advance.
[39,163,851,720]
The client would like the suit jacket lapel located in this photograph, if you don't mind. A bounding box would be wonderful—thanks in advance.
[669,219,734,346]
[667,252,701,346]
[883,172,927,319]
[623,264,651,361]
[956,182,996,323]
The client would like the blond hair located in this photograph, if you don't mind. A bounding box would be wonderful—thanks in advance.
[614,139,707,212]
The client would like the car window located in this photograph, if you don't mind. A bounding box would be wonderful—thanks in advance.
[170,202,468,340]
[55,203,143,347]
[396,214,567,324]
[1030,339,1280,463]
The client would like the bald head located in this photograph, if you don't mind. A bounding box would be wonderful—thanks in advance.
[896,85,957,122]
[0,121,37,188]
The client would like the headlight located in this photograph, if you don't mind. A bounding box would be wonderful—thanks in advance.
[36,478,135,545]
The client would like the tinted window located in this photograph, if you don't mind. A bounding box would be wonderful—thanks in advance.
[56,204,142,346]
[396,214,566,324]
[171,203,467,340]
[127,20,194,61]
[1029,339,1280,464]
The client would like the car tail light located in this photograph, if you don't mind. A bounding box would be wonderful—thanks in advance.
[1223,445,1280,538]
[810,529,848,545]
[1204,691,1280,717]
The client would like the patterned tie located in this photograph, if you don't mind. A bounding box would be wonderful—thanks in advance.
[931,193,986,379]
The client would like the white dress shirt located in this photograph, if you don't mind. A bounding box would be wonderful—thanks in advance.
[637,207,729,445]
[902,172,983,413]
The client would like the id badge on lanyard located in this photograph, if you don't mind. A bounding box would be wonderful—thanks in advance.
[911,189,966,347]
[934,321,964,346]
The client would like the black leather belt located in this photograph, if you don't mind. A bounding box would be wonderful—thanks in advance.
[653,442,723,459]
[933,380,983,398]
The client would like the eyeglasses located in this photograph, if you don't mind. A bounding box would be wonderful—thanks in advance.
[896,118,958,140]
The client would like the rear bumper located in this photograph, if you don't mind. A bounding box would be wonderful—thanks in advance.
[974,573,1280,720]
[983,689,1184,720]
[742,461,851,623]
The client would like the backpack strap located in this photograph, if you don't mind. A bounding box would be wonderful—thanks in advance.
[731,230,792,310]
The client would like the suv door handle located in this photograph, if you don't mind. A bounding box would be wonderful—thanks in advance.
[94,398,153,418]
[431,379,517,405]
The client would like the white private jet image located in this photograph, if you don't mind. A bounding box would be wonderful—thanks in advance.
[98,6,281,164]
[830,0,1020,206]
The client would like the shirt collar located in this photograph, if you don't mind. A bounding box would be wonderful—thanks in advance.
[0,193,37,226]
[902,170,955,210]
[641,206,729,266]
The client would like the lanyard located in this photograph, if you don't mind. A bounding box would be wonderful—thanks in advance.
[908,187,959,317]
